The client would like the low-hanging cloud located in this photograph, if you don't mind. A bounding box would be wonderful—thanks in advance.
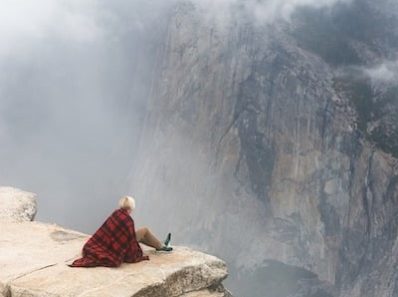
[364,60,398,84]
[191,0,352,24]
[244,0,351,23]
[0,0,102,61]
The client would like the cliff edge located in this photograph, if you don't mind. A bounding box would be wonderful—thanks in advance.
[0,187,232,297]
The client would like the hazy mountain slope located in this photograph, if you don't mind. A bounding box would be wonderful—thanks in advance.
[129,1,398,296]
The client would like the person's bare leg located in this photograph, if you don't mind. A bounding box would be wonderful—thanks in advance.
[135,227,163,249]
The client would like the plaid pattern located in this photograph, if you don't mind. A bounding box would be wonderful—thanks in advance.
[69,208,149,267]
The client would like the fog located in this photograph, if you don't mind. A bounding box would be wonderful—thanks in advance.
[364,60,398,83]
[0,1,369,296]
[196,0,351,23]
[0,0,354,231]
[0,0,173,231]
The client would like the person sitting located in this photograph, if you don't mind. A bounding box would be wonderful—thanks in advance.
[69,195,172,268]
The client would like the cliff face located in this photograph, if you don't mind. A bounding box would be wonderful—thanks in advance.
[0,187,232,297]
[129,1,398,296]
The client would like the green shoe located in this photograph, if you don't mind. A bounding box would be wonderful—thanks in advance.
[156,233,172,252]
[164,233,171,247]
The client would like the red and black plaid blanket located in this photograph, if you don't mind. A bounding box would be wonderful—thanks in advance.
[69,208,149,267]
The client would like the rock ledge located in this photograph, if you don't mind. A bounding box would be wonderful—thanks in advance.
[0,188,232,297]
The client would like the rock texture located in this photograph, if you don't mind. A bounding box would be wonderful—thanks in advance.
[0,189,232,297]
[0,187,37,222]
[128,0,398,296]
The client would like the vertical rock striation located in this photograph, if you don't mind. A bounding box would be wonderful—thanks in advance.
[129,0,398,296]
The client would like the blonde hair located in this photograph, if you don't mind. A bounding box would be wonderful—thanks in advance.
[118,196,136,211]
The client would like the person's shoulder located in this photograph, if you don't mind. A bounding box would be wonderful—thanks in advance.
[112,208,132,220]
[111,208,121,215]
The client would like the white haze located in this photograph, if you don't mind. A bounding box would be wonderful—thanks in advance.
[0,0,351,233]
[0,1,363,297]
[191,0,351,24]
[364,60,398,84]
[0,0,172,231]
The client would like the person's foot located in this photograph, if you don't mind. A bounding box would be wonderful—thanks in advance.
[156,233,172,252]
[156,245,173,252]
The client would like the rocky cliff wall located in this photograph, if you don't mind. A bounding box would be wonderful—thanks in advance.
[128,1,398,296]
